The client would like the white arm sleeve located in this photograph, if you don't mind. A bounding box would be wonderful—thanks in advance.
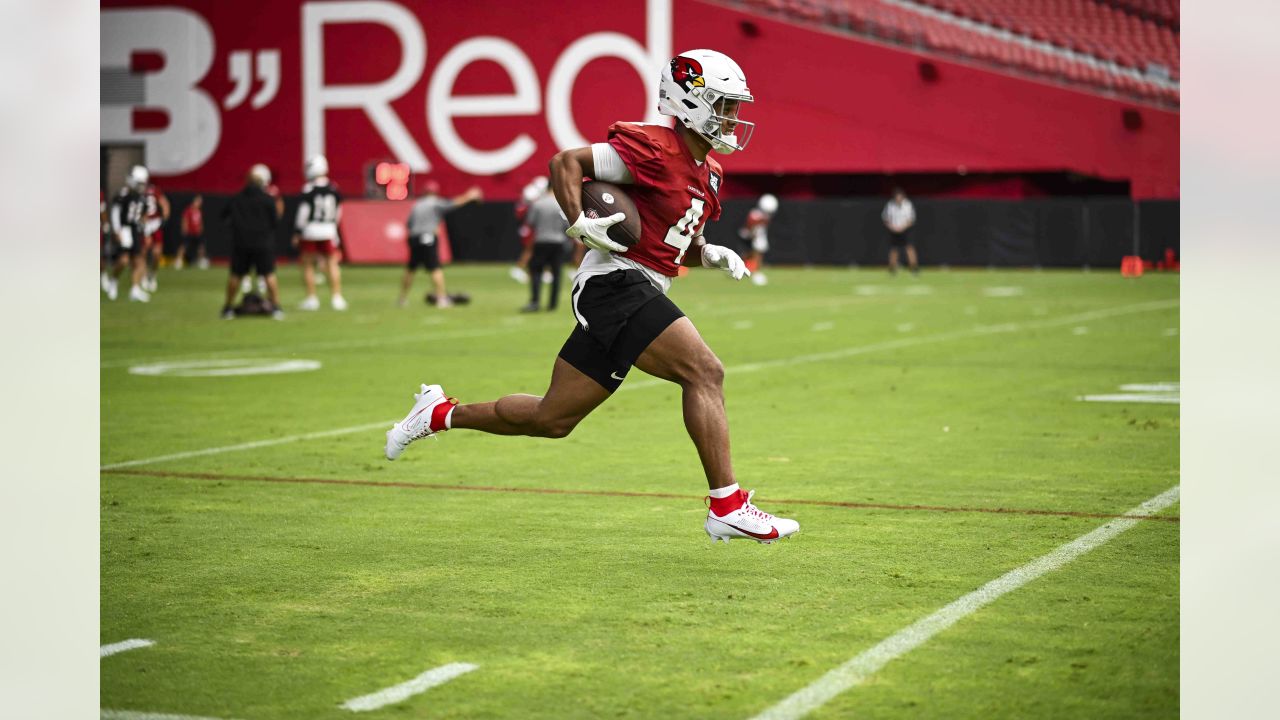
[294,202,310,232]
[591,143,634,184]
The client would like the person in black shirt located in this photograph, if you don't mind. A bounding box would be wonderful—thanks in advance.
[221,164,283,319]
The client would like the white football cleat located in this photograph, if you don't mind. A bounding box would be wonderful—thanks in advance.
[331,294,348,311]
[299,295,320,311]
[143,275,158,293]
[100,272,111,293]
[385,384,456,460]
[705,490,799,544]
[129,285,151,303]
[106,278,119,301]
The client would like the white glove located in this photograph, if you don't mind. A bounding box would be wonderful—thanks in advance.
[567,210,628,253]
[701,243,751,280]
[117,227,134,249]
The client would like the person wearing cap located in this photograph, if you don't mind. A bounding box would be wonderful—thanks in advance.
[398,180,482,308]
[221,164,283,319]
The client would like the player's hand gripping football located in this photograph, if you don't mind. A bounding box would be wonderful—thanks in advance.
[701,243,751,280]
[567,211,628,253]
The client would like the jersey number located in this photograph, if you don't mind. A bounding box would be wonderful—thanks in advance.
[313,194,338,223]
[663,197,705,265]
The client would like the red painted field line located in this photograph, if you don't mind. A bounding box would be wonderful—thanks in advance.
[101,469,1179,523]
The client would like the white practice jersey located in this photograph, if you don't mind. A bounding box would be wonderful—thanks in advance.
[296,179,342,241]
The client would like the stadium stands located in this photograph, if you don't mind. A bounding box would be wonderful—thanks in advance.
[723,0,1179,107]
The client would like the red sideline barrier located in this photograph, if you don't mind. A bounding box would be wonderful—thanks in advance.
[338,200,451,265]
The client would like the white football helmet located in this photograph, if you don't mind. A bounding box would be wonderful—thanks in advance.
[522,176,549,203]
[658,49,755,154]
[758,193,778,215]
[249,163,272,186]
[127,165,149,190]
[305,155,329,180]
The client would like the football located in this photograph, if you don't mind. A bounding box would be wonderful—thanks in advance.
[580,181,642,247]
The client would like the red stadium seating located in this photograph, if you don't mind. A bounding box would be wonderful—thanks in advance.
[721,0,1179,107]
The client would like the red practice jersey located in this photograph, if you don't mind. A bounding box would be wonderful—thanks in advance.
[143,184,164,220]
[605,122,723,277]
[182,204,203,236]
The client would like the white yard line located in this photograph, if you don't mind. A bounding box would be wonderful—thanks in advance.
[99,638,155,658]
[1079,393,1179,404]
[99,707,241,712]
[101,421,392,470]
[748,485,1180,720]
[341,662,478,712]
[103,300,1177,470]
[101,325,544,370]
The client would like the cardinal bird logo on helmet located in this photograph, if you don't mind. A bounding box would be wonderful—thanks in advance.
[670,56,705,92]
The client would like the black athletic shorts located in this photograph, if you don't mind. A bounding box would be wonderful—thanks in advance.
[114,233,146,259]
[889,230,912,247]
[558,269,684,392]
[408,236,440,271]
[230,245,276,276]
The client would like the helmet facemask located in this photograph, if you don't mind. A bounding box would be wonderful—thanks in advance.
[699,91,755,154]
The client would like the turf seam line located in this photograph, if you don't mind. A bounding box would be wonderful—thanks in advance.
[340,662,478,712]
[100,299,1178,470]
[99,638,155,658]
[746,485,1181,720]
[100,469,1179,523]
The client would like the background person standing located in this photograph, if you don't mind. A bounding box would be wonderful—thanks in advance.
[222,164,283,319]
[738,192,777,286]
[176,194,207,270]
[520,185,571,312]
[294,155,346,311]
[398,180,482,308]
[882,187,919,275]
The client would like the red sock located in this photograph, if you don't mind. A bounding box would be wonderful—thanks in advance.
[429,398,458,432]
[709,489,745,517]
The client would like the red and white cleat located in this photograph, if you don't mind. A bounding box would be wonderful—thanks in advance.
[705,490,800,544]
[385,384,457,460]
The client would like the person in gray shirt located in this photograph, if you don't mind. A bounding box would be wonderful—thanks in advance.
[399,180,482,308]
[521,187,572,312]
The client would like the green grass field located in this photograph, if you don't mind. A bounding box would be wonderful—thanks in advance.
[101,263,1179,719]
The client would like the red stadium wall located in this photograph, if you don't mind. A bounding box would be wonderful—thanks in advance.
[100,0,1178,199]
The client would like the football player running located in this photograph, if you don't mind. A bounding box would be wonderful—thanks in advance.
[384,50,799,544]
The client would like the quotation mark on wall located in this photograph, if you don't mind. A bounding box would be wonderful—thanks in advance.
[225,49,280,110]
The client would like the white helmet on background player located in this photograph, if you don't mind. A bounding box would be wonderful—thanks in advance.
[658,49,755,154]
[758,193,779,215]
[249,163,272,187]
[127,165,149,190]
[522,175,549,203]
[305,155,329,180]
